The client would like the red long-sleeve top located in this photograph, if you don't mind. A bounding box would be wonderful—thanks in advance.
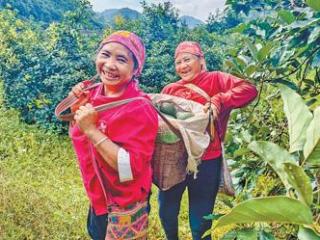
[162,71,258,160]
[69,80,158,215]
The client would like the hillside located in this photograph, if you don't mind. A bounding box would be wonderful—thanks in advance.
[0,0,79,23]
[97,7,141,23]
[180,15,204,28]
[96,7,203,28]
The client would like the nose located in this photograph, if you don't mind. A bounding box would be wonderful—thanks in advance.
[180,61,189,70]
[104,58,117,71]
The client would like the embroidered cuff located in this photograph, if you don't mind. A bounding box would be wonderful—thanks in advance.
[117,148,133,182]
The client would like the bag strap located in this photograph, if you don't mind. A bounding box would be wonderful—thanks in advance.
[182,83,216,141]
[55,77,182,138]
[184,83,211,101]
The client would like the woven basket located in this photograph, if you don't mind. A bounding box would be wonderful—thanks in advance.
[152,118,187,191]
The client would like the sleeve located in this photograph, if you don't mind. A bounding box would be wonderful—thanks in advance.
[161,83,176,95]
[117,148,133,182]
[214,71,258,110]
[107,100,159,180]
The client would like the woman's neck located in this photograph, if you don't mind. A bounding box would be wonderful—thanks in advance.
[103,81,131,98]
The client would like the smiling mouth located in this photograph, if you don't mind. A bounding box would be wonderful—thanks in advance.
[180,71,191,76]
[100,68,120,80]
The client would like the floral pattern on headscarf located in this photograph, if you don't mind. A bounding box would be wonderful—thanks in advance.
[100,31,146,77]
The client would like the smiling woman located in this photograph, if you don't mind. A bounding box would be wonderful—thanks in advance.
[67,31,158,240]
[158,41,258,240]
[96,42,136,97]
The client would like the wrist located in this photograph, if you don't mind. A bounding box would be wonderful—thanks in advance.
[83,127,99,139]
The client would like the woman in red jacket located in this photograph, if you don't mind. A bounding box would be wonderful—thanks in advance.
[158,41,258,240]
[69,31,158,240]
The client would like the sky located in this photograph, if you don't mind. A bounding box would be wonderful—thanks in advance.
[89,0,226,22]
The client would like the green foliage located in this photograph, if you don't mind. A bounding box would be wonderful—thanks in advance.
[303,106,320,167]
[248,141,296,190]
[216,196,313,228]
[298,226,320,240]
[1,1,319,238]
[280,85,313,153]
[0,1,225,130]
[212,85,320,237]
[0,0,101,27]
[0,82,88,239]
[0,8,99,132]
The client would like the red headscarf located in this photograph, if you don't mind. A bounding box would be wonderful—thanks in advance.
[174,41,204,59]
[100,31,146,77]
[175,41,207,71]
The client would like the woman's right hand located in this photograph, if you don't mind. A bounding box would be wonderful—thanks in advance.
[68,82,89,98]
[69,82,90,113]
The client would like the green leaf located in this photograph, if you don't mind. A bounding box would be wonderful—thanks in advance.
[203,213,224,221]
[278,10,295,24]
[306,0,320,11]
[245,64,257,77]
[221,230,237,240]
[246,39,258,61]
[237,229,258,240]
[280,85,313,153]
[259,230,275,240]
[215,196,313,228]
[311,51,320,68]
[303,106,320,167]
[283,163,313,206]
[231,23,249,33]
[248,141,295,189]
[271,79,298,91]
[257,42,273,62]
[307,27,320,44]
[298,226,320,240]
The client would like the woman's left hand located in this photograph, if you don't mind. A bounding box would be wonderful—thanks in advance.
[74,103,98,134]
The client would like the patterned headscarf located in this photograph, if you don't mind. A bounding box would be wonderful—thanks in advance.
[175,41,207,71]
[174,41,204,59]
[100,31,146,77]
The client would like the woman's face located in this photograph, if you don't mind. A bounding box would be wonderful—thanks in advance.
[96,42,135,89]
[175,52,203,82]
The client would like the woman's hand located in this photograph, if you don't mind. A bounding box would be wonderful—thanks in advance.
[203,95,221,119]
[69,82,90,113]
[69,82,89,98]
[74,103,98,134]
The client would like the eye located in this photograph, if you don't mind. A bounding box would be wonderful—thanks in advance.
[101,52,110,58]
[175,60,181,65]
[184,58,190,62]
[117,57,127,63]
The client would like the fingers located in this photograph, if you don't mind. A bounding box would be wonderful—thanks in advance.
[203,102,210,113]
[68,83,88,98]
[210,104,219,119]
[75,104,96,119]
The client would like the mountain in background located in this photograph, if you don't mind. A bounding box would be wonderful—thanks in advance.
[97,8,141,24]
[97,7,203,28]
[180,15,204,28]
[0,1,204,29]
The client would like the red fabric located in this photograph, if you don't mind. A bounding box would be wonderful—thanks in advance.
[174,41,204,59]
[69,80,158,215]
[100,31,146,77]
[162,71,258,160]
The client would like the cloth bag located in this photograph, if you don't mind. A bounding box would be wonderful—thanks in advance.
[149,93,210,190]
[182,83,236,197]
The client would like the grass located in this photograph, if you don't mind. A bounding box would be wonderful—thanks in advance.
[0,81,231,239]
[0,94,199,240]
